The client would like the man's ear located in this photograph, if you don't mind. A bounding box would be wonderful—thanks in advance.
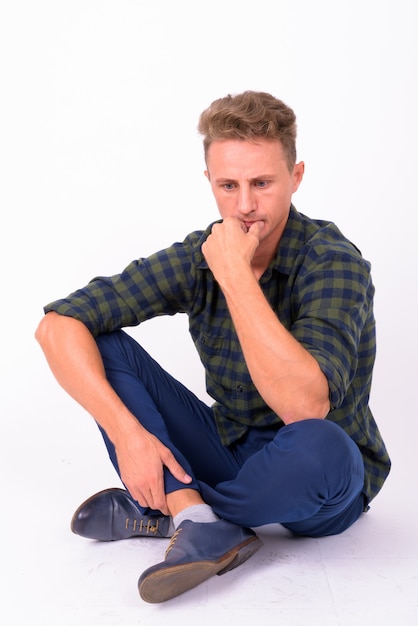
[292,161,304,192]
[204,169,210,181]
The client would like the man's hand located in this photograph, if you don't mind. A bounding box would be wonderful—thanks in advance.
[202,217,263,284]
[114,423,192,515]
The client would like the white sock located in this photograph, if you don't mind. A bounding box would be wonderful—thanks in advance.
[173,504,219,529]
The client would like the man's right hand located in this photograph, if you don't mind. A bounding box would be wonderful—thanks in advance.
[113,422,192,515]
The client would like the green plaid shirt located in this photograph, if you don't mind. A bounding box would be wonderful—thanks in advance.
[44,205,390,503]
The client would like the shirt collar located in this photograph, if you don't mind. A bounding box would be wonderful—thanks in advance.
[268,204,308,276]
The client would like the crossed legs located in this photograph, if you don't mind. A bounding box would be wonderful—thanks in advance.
[95,330,365,537]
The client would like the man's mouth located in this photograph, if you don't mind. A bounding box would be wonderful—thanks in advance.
[242,220,264,233]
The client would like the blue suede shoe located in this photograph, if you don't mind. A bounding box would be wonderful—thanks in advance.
[71,488,172,540]
[137,519,263,603]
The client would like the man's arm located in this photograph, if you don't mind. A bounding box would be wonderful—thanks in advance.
[35,312,191,513]
[202,219,330,424]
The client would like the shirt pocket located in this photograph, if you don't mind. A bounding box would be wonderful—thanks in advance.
[195,332,225,356]
[193,329,258,414]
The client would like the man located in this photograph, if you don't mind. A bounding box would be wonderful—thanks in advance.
[35,91,391,604]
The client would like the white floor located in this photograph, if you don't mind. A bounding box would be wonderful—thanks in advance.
[3,378,418,626]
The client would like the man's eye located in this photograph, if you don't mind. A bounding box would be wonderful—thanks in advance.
[256,181,268,188]
[224,183,235,190]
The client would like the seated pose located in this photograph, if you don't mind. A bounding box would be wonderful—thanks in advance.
[35,90,391,604]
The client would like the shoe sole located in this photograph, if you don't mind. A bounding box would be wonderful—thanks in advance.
[138,535,262,603]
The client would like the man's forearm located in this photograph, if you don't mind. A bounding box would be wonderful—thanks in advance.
[221,270,330,423]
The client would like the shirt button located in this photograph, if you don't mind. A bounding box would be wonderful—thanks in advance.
[200,336,205,344]
[237,384,244,393]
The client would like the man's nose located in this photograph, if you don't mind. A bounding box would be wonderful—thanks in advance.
[237,187,255,215]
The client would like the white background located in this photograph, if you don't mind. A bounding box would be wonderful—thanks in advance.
[1,0,416,580]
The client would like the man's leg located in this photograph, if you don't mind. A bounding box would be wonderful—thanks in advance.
[94,330,241,497]
[72,329,242,538]
[73,330,262,603]
[200,418,365,537]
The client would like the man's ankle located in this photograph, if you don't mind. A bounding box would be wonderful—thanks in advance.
[166,488,205,517]
[173,503,219,529]
[166,488,219,529]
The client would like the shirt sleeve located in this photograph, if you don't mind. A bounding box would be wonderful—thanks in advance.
[290,243,375,410]
[43,234,203,336]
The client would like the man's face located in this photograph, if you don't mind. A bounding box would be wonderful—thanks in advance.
[205,139,304,252]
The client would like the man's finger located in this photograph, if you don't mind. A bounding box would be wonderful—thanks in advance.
[163,450,193,484]
[169,461,193,484]
[248,220,264,238]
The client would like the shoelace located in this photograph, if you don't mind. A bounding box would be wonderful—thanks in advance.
[124,517,160,534]
[165,527,183,557]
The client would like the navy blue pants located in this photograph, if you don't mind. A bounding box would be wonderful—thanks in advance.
[95,330,365,537]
